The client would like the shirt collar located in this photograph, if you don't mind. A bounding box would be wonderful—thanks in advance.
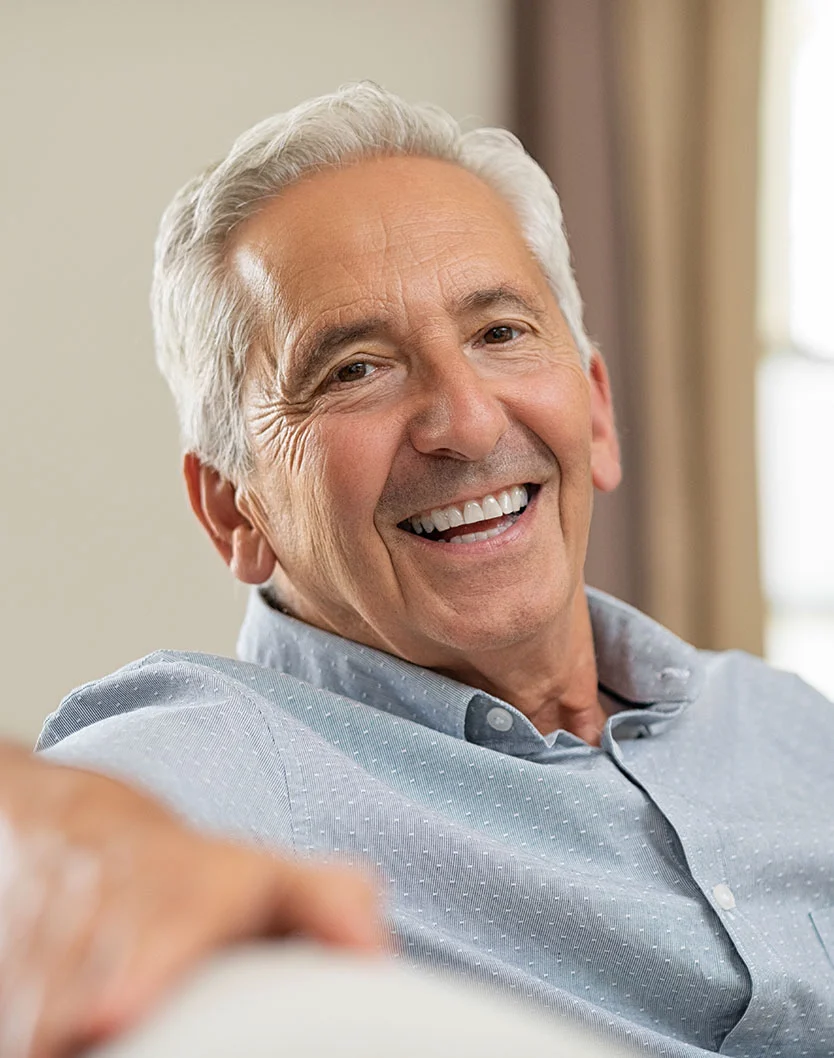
[586,587,703,707]
[237,590,474,740]
[237,586,704,752]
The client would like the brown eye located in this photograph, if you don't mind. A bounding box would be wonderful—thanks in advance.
[334,361,375,383]
[483,325,519,344]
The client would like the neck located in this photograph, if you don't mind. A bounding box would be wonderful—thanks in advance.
[266,578,607,748]
[435,583,606,746]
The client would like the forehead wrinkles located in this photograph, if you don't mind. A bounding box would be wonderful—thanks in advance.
[275,252,460,388]
[231,158,551,389]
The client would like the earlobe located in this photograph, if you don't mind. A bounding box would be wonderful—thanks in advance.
[228,521,277,584]
[183,453,277,584]
[588,352,622,494]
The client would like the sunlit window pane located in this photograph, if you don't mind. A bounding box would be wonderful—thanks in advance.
[758,353,834,606]
[789,0,834,357]
[757,0,834,702]
[766,609,834,700]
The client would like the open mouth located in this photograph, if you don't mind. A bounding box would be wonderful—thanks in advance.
[397,483,538,544]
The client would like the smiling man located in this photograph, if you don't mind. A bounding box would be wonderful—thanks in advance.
[191,151,619,745]
[23,84,834,1056]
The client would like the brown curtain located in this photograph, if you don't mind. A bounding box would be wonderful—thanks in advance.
[513,0,764,655]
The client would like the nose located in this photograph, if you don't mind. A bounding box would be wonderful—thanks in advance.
[407,350,509,461]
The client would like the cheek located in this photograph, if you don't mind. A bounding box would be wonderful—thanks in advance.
[517,373,593,473]
[304,419,397,537]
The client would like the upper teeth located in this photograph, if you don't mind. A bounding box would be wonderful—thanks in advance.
[409,485,529,535]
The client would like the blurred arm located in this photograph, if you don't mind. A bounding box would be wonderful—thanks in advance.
[0,740,385,1058]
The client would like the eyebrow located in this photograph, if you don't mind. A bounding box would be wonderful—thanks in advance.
[284,318,388,394]
[453,285,549,321]
[285,285,548,393]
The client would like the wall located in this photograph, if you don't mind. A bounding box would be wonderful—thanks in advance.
[0,0,511,742]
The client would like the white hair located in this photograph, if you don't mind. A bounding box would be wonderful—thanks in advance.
[152,82,591,483]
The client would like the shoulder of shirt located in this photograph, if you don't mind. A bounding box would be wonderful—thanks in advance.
[36,650,313,845]
[35,648,340,752]
[699,644,834,713]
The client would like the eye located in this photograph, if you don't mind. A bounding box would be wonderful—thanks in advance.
[332,360,376,384]
[482,324,522,344]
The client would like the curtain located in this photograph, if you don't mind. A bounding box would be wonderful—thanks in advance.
[513,0,765,654]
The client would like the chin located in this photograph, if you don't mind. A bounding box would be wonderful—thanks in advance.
[442,625,539,656]
[419,591,569,657]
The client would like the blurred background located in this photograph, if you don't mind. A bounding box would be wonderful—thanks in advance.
[1,0,831,742]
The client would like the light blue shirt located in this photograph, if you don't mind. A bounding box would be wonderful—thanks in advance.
[38,589,834,1056]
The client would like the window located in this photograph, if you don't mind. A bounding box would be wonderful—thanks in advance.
[758,0,834,699]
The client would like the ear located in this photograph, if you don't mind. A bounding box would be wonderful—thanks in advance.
[183,453,277,585]
[588,351,622,493]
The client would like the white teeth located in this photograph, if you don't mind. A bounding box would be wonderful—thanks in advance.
[510,485,527,512]
[430,508,451,532]
[482,495,503,520]
[449,524,510,545]
[463,501,485,525]
[406,483,532,535]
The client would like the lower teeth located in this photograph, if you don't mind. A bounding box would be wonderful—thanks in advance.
[449,523,511,545]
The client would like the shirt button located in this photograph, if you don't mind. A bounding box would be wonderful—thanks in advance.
[712,883,736,910]
[486,707,514,732]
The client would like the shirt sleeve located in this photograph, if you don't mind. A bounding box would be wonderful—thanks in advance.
[38,656,297,853]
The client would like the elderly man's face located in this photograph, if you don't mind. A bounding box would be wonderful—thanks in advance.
[221,156,619,665]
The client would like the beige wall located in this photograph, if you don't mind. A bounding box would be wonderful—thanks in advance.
[0,0,510,743]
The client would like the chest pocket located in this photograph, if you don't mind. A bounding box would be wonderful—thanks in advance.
[810,907,834,969]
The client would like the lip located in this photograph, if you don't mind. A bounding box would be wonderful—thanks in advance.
[398,484,540,554]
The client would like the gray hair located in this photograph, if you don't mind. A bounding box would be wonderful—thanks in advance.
[152,82,591,483]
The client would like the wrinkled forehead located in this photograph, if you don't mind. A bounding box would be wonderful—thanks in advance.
[228,155,555,341]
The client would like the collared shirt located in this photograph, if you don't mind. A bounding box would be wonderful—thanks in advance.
[38,589,834,1057]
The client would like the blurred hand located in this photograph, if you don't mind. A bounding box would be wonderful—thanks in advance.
[0,741,385,1058]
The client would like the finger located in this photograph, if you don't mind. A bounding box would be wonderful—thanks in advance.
[260,861,388,952]
[77,859,389,1051]
[12,843,120,1058]
[68,852,380,1045]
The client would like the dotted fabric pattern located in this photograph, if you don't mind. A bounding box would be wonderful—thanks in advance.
[38,588,834,1057]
